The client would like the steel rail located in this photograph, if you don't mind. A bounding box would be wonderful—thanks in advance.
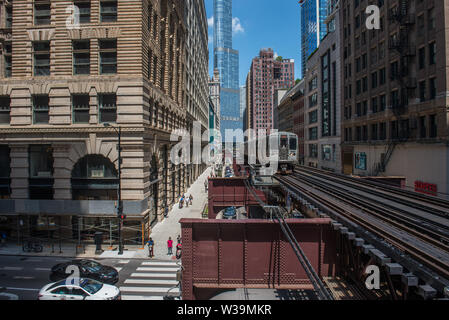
[292,171,449,246]
[277,175,449,281]
[295,165,449,215]
[243,179,333,300]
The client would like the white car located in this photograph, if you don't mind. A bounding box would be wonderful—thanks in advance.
[38,278,121,300]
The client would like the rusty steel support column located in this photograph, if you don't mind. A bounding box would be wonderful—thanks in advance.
[384,269,398,301]
[181,222,194,300]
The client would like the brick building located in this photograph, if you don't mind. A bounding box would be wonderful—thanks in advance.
[340,0,449,196]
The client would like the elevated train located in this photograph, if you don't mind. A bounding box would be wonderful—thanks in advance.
[244,131,299,175]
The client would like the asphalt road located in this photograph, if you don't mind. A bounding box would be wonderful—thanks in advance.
[0,255,143,300]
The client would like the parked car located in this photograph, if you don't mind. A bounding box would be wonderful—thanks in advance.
[38,278,120,300]
[50,260,119,284]
[223,207,237,219]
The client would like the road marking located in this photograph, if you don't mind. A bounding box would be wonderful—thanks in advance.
[141,261,179,267]
[136,267,179,272]
[119,287,180,294]
[124,279,178,286]
[34,268,51,272]
[121,295,164,301]
[0,267,23,271]
[130,273,177,279]
[118,260,130,264]
[115,267,122,273]
[2,287,39,292]
[13,276,35,280]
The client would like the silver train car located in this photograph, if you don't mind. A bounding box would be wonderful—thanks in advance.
[244,131,299,175]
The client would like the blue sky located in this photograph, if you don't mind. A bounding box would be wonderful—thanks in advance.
[205,0,303,87]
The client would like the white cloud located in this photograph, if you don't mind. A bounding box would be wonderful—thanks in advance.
[208,16,214,28]
[232,17,244,35]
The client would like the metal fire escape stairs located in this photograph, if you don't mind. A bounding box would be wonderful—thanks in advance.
[243,178,334,300]
[374,0,416,176]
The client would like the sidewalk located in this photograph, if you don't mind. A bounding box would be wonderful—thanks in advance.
[147,166,211,260]
[0,167,211,260]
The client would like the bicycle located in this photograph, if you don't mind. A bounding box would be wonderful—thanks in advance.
[22,241,43,253]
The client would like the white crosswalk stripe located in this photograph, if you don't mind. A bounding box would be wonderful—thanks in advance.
[119,260,181,300]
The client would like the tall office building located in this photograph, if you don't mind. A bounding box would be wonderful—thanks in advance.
[213,0,241,140]
[300,0,329,78]
[246,49,295,133]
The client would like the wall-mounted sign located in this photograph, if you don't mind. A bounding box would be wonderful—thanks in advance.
[355,153,367,171]
[415,181,438,196]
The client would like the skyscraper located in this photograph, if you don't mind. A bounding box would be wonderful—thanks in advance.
[213,0,241,140]
[246,49,295,133]
[300,0,329,78]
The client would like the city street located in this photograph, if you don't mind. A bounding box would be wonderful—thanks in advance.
[0,255,180,300]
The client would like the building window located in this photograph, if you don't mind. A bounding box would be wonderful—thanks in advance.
[419,116,427,139]
[429,42,436,65]
[379,68,386,85]
[429,115,437,138]
[309,93,318,107]
[371,124,378,141]
[309,110,318,124]
[72,94,90,123]
[33,95,50,124]
[309,127,318,140]
[98,94,117,123]
[419,47,425,69]
[371,72,378,89]
[419,80,426,102]
[4,42,12,78]
[309,144,318,158]
[73,40,90,75]
[428,8,435,30]
[429,78,436,100]
[34,0,51,26]
[33,41,50,76]
[362,77,368,92]
[417,14,424,36]
[379,123,386,140]
[372,97,378,113]
[29,145,54,200]
[100,1,117,23]
[309,77,317,91]
[75,1,91,23]
[379,95,386,111]
[99,40,117,74]
[0,96,11,124]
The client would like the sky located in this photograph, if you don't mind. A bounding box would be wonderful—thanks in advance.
[205,0,303,87]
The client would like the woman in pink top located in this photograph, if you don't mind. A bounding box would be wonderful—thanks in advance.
[167,237,173,255]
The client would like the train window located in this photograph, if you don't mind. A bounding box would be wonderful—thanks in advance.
[289,138,297,150]
[280,136,288,148]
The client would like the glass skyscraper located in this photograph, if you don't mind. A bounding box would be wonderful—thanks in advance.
[213,0,241,140]
[300,0,328,78]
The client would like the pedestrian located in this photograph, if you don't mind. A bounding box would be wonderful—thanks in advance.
[167,237,173,256]
[177,235,181,244]
[186,198,189,208]
[179,196,184,209]
[176,240,182,260]
[147,237,154,258]
[164,207,169,218]
[204,180,208,192]
[189,195,193,205]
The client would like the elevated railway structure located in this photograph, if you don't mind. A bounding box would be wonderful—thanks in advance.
[276,166,449,300]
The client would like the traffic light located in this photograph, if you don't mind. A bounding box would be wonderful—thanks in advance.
[120,214,126,220]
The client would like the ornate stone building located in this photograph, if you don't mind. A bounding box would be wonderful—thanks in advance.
[0,0,208,245]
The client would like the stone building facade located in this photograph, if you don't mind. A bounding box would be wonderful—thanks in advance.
[0,0,208,244]
[340,0,449,197]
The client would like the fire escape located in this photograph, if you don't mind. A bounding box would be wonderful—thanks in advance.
[374,0,415,175]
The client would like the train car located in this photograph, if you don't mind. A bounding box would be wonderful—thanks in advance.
[244,131,298,175]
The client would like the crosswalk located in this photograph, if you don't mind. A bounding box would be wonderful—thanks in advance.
[119,261,181,300]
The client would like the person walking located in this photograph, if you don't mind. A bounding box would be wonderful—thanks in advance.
[176,240,182,260]
[177,235,181,244]
[167,237,173,256]
[147,238,154,258]
[164,207,169,218]
[189,195,193,205]
[204,180,208,192]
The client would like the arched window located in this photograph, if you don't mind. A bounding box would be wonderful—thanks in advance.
[71,155,118,200]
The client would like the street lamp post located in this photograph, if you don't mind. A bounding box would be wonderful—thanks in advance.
[104,123,124,255]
